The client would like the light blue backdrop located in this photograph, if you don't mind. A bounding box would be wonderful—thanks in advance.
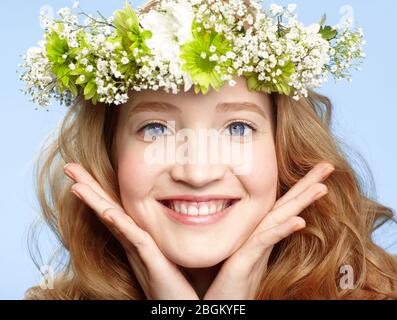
[0,0,396,299]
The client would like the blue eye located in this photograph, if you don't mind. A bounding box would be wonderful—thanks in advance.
[140,122,172,139]
[225,121,255,136]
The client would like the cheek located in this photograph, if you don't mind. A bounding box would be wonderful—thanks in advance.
[240,140,278,210]
[116,143,161,226]
[118,146,150,198]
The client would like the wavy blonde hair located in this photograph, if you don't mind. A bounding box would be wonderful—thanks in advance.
[25,0,397,300]
[24,89,397,300]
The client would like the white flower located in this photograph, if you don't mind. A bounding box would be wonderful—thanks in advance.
[183,72,193,92]
[121,57,129,65]
[306,23,321,34]
[72,2,80,9]
[270,4,284,15]
[287,4,297,12]
[57,8,71,17]
[140,0,194,62]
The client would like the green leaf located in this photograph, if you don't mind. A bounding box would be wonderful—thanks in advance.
[70,67,86,77]
[45,31,69,64]
[245,72,259,91]
[112,1,152,56]
[69,81,79,97]
[319,14,327,26]
[83,81,96,100]
[319,25,338,41]
[91,94,98,105]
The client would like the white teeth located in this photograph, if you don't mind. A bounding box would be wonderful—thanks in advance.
[166,200,234,216]
[187,205,198,215]
[198,205,209,215]
[216,201,223,212]
[209,203,217,214]
[180,203,188,214]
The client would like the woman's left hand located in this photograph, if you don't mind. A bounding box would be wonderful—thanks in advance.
[203,162,335,299]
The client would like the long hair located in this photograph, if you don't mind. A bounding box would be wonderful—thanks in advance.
[24,0,397,300]
[257,92,397,299]
[24,88,397,300]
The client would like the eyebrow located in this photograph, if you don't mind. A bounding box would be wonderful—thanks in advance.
[128,101,268,120]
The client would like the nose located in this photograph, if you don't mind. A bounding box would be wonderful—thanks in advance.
[170,163,228,188]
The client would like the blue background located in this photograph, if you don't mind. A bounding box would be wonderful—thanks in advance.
[0,0,396,299]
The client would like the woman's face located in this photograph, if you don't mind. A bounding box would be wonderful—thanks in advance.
[115,76,278,268]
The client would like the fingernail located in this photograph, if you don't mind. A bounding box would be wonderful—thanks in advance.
[314,189,328,201]
[321,165,335,180]
[71,189,82,200]
[103,214,114,225]
[64,168,75,180]
[293,222,305,232]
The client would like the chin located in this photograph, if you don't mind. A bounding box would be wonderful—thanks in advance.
[163,244,233,268]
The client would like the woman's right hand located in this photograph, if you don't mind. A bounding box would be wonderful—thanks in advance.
[63,163,199,300]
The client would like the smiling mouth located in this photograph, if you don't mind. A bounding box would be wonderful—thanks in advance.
[158,199,240,216]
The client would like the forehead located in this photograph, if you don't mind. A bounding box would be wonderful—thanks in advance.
[119,76,272,119]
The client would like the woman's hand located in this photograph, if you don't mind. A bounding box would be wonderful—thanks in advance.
[203,161,335,300]
[63,163,199,300]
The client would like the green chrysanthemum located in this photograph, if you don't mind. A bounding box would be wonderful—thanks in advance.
[180,23,234,95]
[244,55,296,95]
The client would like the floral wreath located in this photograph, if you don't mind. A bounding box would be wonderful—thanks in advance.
[18,0,366,110]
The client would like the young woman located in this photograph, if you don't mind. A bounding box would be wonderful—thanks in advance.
[21,0,397,299]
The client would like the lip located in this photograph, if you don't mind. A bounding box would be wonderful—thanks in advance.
[157,196,240,226]
[156,194,240,202]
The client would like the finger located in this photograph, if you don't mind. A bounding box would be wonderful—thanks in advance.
[262,182,328,229]
[273,161,334,210]
[71,182,148,247]
[255,216,305,250]
[102,208,159,263]
[64,163,123,211]
[104,207,182,277]
[71,182,163,266]
[234,216,305,272]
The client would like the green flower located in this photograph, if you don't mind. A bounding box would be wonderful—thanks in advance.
[180,23,234,95]
[113,1,152,56]
[45,26,79,96]
[244,56,296,95]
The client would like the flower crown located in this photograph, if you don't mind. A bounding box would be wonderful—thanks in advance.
[18,0,366,110]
